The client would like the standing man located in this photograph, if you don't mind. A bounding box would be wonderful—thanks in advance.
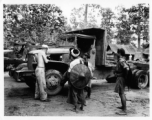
[114,48,129,115]
[81,53,94,99]
[61,48,86,112]
[32,44,50,102]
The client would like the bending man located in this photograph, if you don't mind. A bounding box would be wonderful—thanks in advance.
[31,44,49,102]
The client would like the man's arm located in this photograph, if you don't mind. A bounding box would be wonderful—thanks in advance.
[121,61,129,70]
[42,52,49,63]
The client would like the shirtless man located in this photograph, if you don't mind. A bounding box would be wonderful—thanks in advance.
[30,44,49,102]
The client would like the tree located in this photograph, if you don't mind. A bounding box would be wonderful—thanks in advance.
[70,4,99,30]
[115,6,133,44]
[3,4,67,46]
[125,3,149,49]
[99,8,115,43]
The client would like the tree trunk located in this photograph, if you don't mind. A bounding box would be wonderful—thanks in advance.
[138,33,141,50]
[84,4,88,26]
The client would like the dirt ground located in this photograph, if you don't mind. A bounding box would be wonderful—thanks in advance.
[4,72,149,116]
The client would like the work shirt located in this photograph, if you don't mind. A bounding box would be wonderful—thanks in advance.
[68,57,94,76]
[68,57,83,72]
[115,57,128,76]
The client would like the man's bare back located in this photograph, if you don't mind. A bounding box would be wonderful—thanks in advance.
[29,50,49,68]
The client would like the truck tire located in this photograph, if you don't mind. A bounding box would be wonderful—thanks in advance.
[45,69,63,95]
[134,70,148,89]
[131,69,139,87]
[147,70,149,87]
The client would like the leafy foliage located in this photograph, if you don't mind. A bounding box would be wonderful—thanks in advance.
[4,4,67,47]
[99,8,115,43]
[115,6,133,44]
[114,4,149,47]
[124,4,149,48]
[4,4,149,50]
[70,4,99,30]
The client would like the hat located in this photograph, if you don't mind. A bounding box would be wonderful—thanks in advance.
[41,44,49,49]
[117,48,125,56]
[70,48,80,58]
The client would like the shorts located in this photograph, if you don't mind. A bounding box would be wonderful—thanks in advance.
[114,76,125,94]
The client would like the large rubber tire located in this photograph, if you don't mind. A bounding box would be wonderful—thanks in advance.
[131,69,139,87]
[45,69,63,96]
[147,70,149,87]
[134,70,148,89]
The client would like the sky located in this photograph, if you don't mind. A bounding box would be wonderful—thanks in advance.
[57,1,143,18]
[1,0,150,19]
[51,0,150,24]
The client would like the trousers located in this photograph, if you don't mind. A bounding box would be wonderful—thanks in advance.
[35,67,47,100]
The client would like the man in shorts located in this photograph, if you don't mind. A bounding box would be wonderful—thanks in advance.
[114,48,129,115]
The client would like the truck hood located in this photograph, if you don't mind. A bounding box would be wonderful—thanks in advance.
[29,48,70,55]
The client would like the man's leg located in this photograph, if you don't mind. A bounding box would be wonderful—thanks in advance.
[85,79,92,99]
[78,89,86,111]
[37,68,47,101]
[80,104,84,111]
[116,93,127,115]
[119,93,126,111]
[74,103,79,112]
[34,81,40,99]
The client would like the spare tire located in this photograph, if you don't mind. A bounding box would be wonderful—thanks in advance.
[134,70,148,89]
[45,69,63,95]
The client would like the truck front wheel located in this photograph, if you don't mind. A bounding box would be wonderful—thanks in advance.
[45,69,63,95]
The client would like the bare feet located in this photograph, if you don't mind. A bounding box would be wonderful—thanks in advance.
[116,110,127,115]
[73,107,78,113]
[40,99,51,102]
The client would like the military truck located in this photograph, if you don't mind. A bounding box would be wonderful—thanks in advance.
[65,28,149,89]
[9,28,149,96]
[11,28,114,95]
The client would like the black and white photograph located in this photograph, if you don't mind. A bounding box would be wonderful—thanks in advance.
[2,0,150,117]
